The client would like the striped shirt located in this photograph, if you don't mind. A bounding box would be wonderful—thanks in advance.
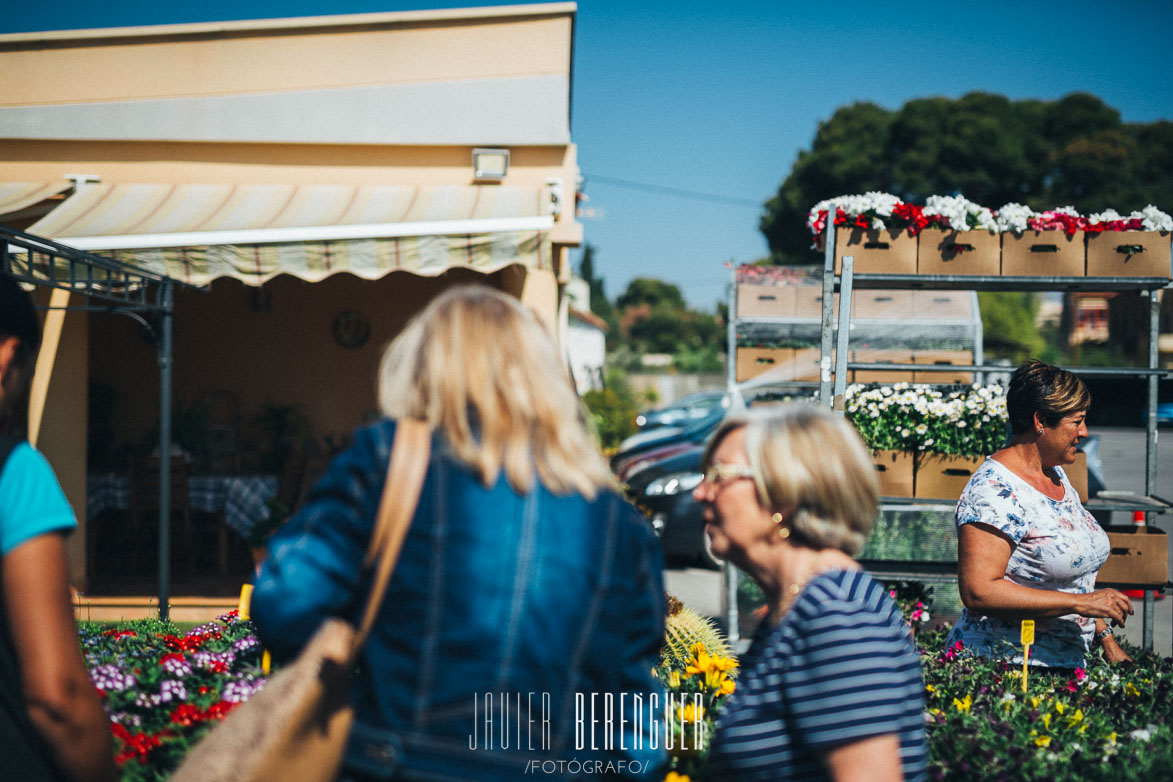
[707,569,927,781]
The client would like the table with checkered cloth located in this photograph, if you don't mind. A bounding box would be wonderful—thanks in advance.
[86,473,280,539]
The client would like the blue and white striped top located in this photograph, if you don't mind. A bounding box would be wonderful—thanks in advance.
[707,569,927,781]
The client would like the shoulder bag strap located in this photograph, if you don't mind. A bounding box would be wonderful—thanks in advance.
[355,418,431,643]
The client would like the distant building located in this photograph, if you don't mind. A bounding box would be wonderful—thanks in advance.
[564,276,606,392]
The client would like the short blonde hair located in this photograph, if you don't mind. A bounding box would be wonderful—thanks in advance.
[377,285,613,499]
[704,404,879,556]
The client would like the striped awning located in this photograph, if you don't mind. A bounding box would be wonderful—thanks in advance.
[0,181,71,216]
[25,183,554,285]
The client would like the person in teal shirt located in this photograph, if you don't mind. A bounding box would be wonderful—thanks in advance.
[0,271,117,782]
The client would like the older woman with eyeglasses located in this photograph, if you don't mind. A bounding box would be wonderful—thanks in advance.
[693,404,926,782]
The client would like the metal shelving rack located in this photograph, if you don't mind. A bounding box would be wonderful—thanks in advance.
[816,228,1173,651]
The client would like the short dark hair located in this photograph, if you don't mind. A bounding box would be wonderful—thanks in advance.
[0,271,41,366]
[1006,360,1090,434]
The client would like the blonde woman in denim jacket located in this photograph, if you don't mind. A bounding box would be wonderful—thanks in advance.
[251,286,667,781]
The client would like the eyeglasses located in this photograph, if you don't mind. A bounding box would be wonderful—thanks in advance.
[703,462,757,485]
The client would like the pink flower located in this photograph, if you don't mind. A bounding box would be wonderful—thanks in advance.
[1075,667,1087,681]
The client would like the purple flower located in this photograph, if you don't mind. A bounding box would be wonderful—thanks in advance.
[89,664,136,692]
[221,677,266,703]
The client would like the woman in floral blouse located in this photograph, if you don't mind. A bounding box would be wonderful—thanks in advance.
[947,360,1132,668]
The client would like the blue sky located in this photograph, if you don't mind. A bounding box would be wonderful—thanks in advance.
[5,1,1172,309]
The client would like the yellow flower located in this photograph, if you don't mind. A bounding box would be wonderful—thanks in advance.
[1054,702,1066,714]
[1125,682,1141,697]
[685,644,717,677]
[952,695,972,714]
[1041,713,1052,730]
[926,684,937,694]
[1078,723,1088,735]
[1035,735,1052,748]
[1107,732,1117,745]
[1067,709,1084,728]
[1029,696,1043,709]
[665,773,691,782]
[678,702,704,723]
[668,670,681,689]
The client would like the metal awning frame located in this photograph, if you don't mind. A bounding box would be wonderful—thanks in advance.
[2,223,196,620]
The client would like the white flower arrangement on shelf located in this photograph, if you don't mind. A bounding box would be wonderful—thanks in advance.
[806,191,903,236]
[807,195,1171,240]
[844,382,1007,458]
[923,195,998,232]
[994,203,1037,233]
[1088,205,1173,233]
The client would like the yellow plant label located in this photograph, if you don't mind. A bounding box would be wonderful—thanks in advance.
[1020,620,1035,645]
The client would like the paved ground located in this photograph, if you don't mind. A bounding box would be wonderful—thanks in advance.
[665,426,1173,657]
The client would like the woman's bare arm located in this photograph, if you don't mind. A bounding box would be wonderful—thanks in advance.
[3,534,118,782]
[957,523,1133,625]
[823,733,903,782]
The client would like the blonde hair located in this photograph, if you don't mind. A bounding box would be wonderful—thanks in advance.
[704,404,879,556]
[377,285,613,498]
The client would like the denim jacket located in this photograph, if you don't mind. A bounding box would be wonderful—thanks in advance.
[251,420,667,781]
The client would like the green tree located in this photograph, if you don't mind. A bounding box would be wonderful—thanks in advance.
[615,277,687,311]
[976,292,1044,362]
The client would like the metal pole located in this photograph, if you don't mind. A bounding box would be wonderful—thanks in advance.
[157,282,174,621]
[833,256,854,411]
[1144,289,1160,652]
[818,220,836,408]
[724,268,739,645]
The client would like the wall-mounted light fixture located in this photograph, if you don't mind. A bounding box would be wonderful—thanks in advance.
[472,148,509,181]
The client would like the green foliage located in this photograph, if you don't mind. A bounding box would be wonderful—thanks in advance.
[978,291,1045,362]
[612,277,725,370]
[581,367,640,452]
[762,91,1173,265]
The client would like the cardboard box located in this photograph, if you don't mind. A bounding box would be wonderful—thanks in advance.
[794,286,839,319]
[851,349,914,384]
[912,290,974,319]
[912,350,974,384]
[917,229,1001,275]
[873,450,914,497]
[736,283,798,318]
[735,347,793,382]
[1095,526,1168,587]
[1085,230,1171,278]
[1061,452,1088,504]
[833,226,917,275]
[792,348,838,382]
[1001,231,1085,277]
[852,290,914,320]
[914,453,985,500]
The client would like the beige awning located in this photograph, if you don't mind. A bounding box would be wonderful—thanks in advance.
[26,183,554,285]
[0,181,71,217]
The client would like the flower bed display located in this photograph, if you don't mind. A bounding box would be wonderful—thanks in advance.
[807,195,1172,278]
[81,613,265,782]
[79,592,1173,781]
[921,628,1173,782]
[845,382,1007,498]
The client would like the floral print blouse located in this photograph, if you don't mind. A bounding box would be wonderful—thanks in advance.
[946,457,1109,668]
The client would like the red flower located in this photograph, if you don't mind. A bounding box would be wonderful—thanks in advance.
[205,700,239,721]
[170,704,205,727]
[111,723,162,765]
[102,629,137,639]
[159,652,185,667]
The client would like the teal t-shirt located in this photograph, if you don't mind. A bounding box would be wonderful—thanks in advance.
[0,442,76,556]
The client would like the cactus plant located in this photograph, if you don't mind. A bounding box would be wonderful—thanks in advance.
[661,594,733,672]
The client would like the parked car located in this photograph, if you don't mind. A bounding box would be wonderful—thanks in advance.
[611,400,728,478]
[623,443,715,569]
[635,391,726,430]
